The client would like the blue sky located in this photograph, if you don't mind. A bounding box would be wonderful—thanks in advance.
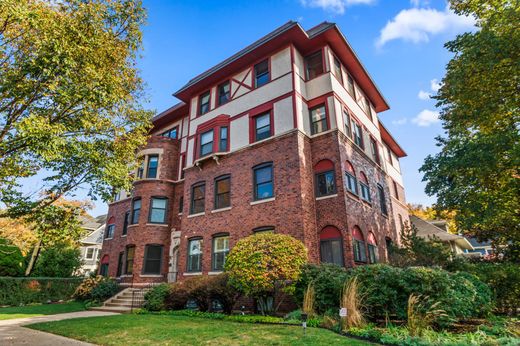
[59,0,478,216]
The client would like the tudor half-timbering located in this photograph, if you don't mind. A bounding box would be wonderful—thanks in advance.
[99,21,409,285]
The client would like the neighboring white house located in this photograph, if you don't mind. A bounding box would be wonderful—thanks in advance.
[410,215,474,255]
[77,215,106,275]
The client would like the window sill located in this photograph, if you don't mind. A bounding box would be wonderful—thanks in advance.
[211,207,232,213]
[184,272,202,276]
[208,271,223,275]
[178,212,183,216]
[250,197,275,206]
[140,274,163,278]
[121,234,127,237]
[120,275,132,278]
[146,223,169,227]
[346,190,359,200]
[188,212,205,218]
[128,224,139,228]
[104,238,113,241]
[316,194,338,201]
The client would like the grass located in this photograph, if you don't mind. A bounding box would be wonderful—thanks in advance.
[0,301,86,320]
[27,314,373,345]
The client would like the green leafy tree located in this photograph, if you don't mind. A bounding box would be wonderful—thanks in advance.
[0,237,24,276]
[420,0,520,260]
[30,243,82,277]
[0,0,152,219]
[224,233,307,315]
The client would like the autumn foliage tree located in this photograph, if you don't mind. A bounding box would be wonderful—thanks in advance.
[224,233,307,315]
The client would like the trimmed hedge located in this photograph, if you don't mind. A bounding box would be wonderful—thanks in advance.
[0,277,83,306]
[295,264,493,325]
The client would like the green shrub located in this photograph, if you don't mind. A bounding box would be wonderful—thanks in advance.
[206,273,241,314]
[0,277,82,306]
[0,238,24,276]
[73,275,118,303]
[31,244,82,278]
[143,284,170,311]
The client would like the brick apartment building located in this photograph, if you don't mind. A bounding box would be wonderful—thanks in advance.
[98,21,409,285]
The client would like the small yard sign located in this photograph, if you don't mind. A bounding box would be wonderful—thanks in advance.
[339,307,347,317]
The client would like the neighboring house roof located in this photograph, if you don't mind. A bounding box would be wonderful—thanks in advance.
[410,215,473,250]
[80,214,107,245]
[81,226,104,245]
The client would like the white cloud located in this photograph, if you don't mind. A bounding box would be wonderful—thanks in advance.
[392,118,408,125]
[376,6,475,47]
[430,78,442,92]
[418,90,431,100]
[299,0,375,14]
[412,109,440,127]
[410,0,429,7]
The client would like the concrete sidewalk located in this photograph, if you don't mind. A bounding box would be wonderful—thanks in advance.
[0,310,118,345]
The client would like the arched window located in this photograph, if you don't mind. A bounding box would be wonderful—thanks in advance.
[105,216,115,239]
[320,226,344,266]
[345,160,358,195]
[314,160,336,197]
[352,226,367,263]
[359,172,371,202]
[367,232,378,264]
[100,255,109,277]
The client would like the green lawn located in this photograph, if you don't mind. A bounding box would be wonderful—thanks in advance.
[0,301,86,320]
[28,314,373,345]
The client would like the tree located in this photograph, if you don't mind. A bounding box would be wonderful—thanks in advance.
[30,243,82,277]
[407,204,457,232]
[224,233,307,315]
[0,0,152,219]
[420,0,520,260]
[0,237,24,276]
[0,214,37,255]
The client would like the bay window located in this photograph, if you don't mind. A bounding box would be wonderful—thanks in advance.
[305,50,323,80]
[149,197,167,224]
[200,130,214,157]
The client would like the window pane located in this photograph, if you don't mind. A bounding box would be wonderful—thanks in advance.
[150,209,166,223]
[147,155,158,178]
[316,171,336,197]
[256,182,273,199]
[191,184,205,214]
[152,198,166,209]
[305,51,323,80]
[255,166,272,184]
[347,75,355,96]
[199,92,210,114]
[200,130,214,157]
[255,60,269,87]
[219,127,228,151]
[218,82,230,105]
[213,236,229,252]
[310,106,328,135]
[255,113,271,141]
[333,57,342,81]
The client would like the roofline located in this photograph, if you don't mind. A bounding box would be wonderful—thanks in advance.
[379,120,407,157]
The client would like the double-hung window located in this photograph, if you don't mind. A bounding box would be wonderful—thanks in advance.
[122,211,129,236]
[212,235,229,271]
[187,238,203,272]
[125,245,135,274]
[254,112,271,141]
[200,130,214,157]
[218,81,230,105]
[131,198,141,224]
[219,127,228,152]
[190,182,205,214]
[147,155,158,178]
[143,245,163,275]
[105,224,115,239]
[253,163,274,200]
[149,197,167,224]
[359,173,371,202]
[116,252,124,277]
[364,98,372,120]
[346,74,356,97]
[315,170,336,197]
[378,184,388,216]
[352,120,363,148]
[345,161,358,195]
[333,56,342,83]
[305,50,323,80]
[343,110,352,138]
[161,127,178,139]
[370,137,380,165]
[137,157,144,179]
[393,181,400,201]
[199,91,210,115]
[214,175,230,210]
[85,247,96,260]
[254,60,269,87]
[353,238,367,262]
[310,104,328,135]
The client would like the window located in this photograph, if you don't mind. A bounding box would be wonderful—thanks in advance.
[143,245,163,274]
[359,172,371,202]
[125,245,135,275]
[200,129,214,157]
[149,197,168,224]
[353,227,367,262]
[305,50,323,80]
[179,196,184,214]
[253,226,275,234]
[254,59,269,87]
[212,235,229,271]
[386,145,393,165]
[137,157,144,179]
[370,138,380,165]
[85,247,96,260]
[187,238,203,272]
[254,112,271,141]
[219,127,228,152]
[367,232,378,264]
[214,175,230,210]
[310,104,328,135]
[253,163,274,200]
[147,155,158,178]
[320,226,344,266]
[218,81,230,105]
[346,74,356,97]
[116,252,124,277]
[100,262,109,277]
[352,120,363,148]
[314,160,336,197]
[364,98,372,120]
[105,224,115,239]
[343,110,351,138]
[377,184,388,216]
[393,181,400,201]
[122,211,129,236]
[161,127,178,139]
[333,56,342,83]
[190,182,205,214]
[131,198,141,224]
[199,91,210,115]
[345,161,358,195]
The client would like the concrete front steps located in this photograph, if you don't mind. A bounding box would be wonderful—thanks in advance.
[90,287,149,313]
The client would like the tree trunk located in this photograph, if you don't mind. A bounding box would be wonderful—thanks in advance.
[25,239,42,276]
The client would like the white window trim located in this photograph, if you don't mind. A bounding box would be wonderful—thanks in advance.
[184,272,202,276]
[250,197,275,205]
[316,194,338,201]
[187,212,205,218]
[211,207,232,213]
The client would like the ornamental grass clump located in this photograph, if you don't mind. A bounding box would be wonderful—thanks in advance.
[340,276,365,330]
[302,282,315,318]
[407,294,447,337]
